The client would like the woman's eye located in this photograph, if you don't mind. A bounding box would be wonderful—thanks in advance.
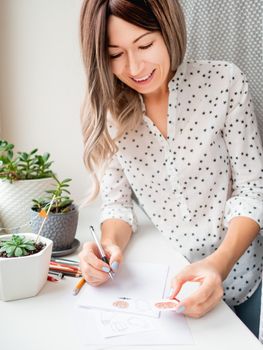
[109,52,123,59]
[139,42,153,50]
[109,42,153,59]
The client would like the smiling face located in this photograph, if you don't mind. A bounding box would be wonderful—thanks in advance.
[107,16,171,97]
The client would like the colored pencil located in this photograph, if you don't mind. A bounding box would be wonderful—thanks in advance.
[49,269,82,278]
[48,270,64,279]
[47,275,61,282]
[72,278,86,295]
[51,258,79,266]
[49,261,80,271]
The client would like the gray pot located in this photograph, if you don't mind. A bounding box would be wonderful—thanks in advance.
[30,205,79,251]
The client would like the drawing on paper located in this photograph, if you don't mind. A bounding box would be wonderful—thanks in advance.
[98,311,156,338]
[112,300,129,309]
[154,301,178,309]
[112,298,153,313]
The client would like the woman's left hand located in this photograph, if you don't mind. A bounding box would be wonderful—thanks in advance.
[169,257,224,318]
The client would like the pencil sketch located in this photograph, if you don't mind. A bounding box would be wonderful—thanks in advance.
[112,297,153,314]
[98,311,156,338]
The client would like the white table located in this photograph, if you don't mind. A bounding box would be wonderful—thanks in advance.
[0,202,262,350]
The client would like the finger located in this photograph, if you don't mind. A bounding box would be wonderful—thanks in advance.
[183,288,223,318]
[169,268,196,299]
[176,278,223,317]
[79,255,111,283]
[182,277,215,307]
[104,244,123,272]
[82,263,110,284]
[84,275,108,287]
[80,242,112,273]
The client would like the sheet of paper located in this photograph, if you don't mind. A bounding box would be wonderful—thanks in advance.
[77,262,169,318]
[74,263,195,346]
[96,311,157,338]
[77,308,193,346]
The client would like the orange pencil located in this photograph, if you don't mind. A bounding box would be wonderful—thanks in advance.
[72,277,86,296]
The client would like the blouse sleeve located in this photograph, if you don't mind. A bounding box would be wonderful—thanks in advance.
[99,153,138,232]
[223,63,263,234]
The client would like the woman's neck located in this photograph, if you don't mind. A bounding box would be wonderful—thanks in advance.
[143,84,169,107]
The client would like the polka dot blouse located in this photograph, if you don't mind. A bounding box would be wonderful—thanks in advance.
[100,60,263,306]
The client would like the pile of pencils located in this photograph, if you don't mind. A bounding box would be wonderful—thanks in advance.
[48,258,82,282]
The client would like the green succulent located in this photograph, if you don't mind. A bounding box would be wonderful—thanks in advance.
[32,174,73,214]
[0,139,54,183]
[0,235,36,257]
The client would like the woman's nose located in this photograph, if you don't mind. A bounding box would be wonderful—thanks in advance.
[126,53,142,76]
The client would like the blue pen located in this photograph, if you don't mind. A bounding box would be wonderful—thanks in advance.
[89,225,114,280]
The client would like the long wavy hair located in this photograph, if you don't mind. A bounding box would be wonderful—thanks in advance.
[80,0,186,202]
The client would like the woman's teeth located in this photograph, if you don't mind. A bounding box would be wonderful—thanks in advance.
[132,70,154,82]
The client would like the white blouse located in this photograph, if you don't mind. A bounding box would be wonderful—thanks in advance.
[99,60,263,306]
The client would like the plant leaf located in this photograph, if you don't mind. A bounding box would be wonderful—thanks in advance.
[25,245,35,251]
[14,247,23,257]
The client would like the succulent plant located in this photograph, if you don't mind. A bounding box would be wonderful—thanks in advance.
[0,139,54,183]
[32,174,74,214]
[0,235,37,257]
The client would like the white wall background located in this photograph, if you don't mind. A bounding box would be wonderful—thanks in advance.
[0,0,92,204]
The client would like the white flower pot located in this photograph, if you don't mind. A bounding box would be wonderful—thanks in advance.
[0,178,55,234]
[0,233,53,301]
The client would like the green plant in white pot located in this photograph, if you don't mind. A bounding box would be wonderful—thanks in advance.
[0,233,53,301]
[0,140,55,233]
[30,175,79,254]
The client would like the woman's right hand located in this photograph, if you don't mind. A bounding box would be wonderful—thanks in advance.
[78,241,123,286]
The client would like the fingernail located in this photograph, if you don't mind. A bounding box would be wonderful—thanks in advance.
[168,288,174,298]
[102,266,110,273]
[111,261,119,271]
[176,305,185,314]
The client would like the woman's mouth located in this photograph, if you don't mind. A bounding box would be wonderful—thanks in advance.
[131,69,155,85]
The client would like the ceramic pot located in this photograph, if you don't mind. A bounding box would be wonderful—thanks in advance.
[0,178,55,234]
[30,205,79,251]
[0,233,53,301]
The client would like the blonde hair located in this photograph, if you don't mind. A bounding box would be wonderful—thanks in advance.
[80,0,187,202]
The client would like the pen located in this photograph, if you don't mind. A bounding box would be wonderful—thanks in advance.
[72,225,114,296]
[89,225,114,280]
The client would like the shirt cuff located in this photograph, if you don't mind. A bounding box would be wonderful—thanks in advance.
[223,196,263,235]
[99,205,138,233]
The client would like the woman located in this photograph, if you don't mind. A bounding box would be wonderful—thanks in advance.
[78,0,263,337]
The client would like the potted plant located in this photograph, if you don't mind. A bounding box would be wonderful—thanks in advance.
[0,140,55,233]
[0,233,53,301]
[30,175,79,254]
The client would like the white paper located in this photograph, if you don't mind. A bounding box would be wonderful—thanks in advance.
[75,262,194,346]
[78,262,169,318]
[91,297,180,315]
[78,308,193,346]
[96,311,157,338]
